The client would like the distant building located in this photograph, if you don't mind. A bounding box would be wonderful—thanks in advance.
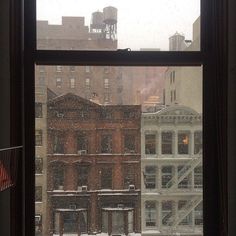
[46,93,141,235]
[141,105,203,236]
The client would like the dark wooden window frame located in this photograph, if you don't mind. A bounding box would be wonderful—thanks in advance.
[18,0,228,235]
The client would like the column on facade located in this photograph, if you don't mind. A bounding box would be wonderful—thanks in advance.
[65,130,76,154]
[173,165,178,190]
[191,168,195,190]
[157,130,162,156]
[90,192,98,233]
[157,200,162,231]
[190,130,195,156]
[141,130,145,156]
[157,165,162,191]
[172,200,178,228]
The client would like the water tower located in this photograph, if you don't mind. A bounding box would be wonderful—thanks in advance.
[90,11,105,33]
[103,6,117,40]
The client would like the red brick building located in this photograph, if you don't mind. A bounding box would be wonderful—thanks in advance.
[46,93,141,235]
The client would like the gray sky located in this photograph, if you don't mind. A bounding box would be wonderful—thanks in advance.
[37,0,200,50]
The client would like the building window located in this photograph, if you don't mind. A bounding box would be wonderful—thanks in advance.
[52,163,64,190]
[101,134,112,153]
[178,165,191,188]
[145,134,156,154]
[77,165,89,188]
[124,165,135,189]
[145,201,156,227]
[195,202,203,225]
[85,66,91,73]
[70,78,75,88]
[104,78,109,88]
[35,130,42,146]
[56,65,62,72]
[194,131,202,154]
[178,132,189,154]
[39,66,45,73]
[124,135,135,153]
[85,78,90,88]
[56,78,62,88]
[35,103,43,118]
[38,77,45,86]
[78,110,89,120]
[162,201,172,225]
[162,132,172,154]
[70,66,75,72]
[144,166,156,189]
[35,158,43,174]
[104,92,110,102]
[104,66,110,73]
[35,186,42,202]
[123,110,136,119]
[178,200,192,225]
[77,133,89,154]
[101,168,112,189]
[194,166,203,188]
[53,133,64,154]
[162,166,173,188]
[35,214,42,235]
[100,109,112,119]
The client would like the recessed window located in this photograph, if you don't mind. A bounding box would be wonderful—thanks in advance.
[70,66,75,72]
[35,130,42,146]
[53,133,64,154]
[145,166,156,189]
[101,135,112,153]
[124,135,135,153]
[35,158,43,174]
[162,132,172,154]
[124,166,135,189]
[162,201,172,225]
[35,103,43,118]
[77,133,89,154]
[162,166,172,188]
[52,163,64,190]
[145,134,156,154]
[104,78,109,89]
[35,186,42,202]
[56,78,62,88]
[178,165,191,188]
[194,166,203,188]
[85,66,91,73]
[145,201,156,227]
[178,132,189,154]
[77,165,89,188]
[85,78,90,88]
[56,65,62,72]
[70,78,75,88]
[101,168,112,189]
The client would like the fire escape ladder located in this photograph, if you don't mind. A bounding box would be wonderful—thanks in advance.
[165,155,202,190]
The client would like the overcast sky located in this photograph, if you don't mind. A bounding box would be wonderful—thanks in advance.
[37,0,200,50]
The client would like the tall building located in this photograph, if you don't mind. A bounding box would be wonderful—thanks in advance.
[141,105,203,236]
[46,93,141,235]
[165,17,202,113]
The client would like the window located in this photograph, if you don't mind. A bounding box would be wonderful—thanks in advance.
[35,214,42,236]
[35,158,43,174]
[144,166,156,189]
[178,165,191,188]
[162,201,172,225]
[56,78,62,88]
[178,132,189,154]
[194,131,202,154]
[124,135,135,153]
[56,65,62,72]
[178,200,192,225]
[101,135,112,153]
[70,66,75,72]
[35,130,42,146]
[100,110,112,120]
[101,168,112,189]
[145,201,156,227]
[194,166,203,188]
[35,103,42,118]
[53,133,64,154]
[70,78,75,88]
[35,186,42,202]
[162,166,172,188]
[145,134,156,154]
[124,166,135,188]
[52,163,64,190]
[162,132,172,154]
[85,66,91,73]
[85,78,90,88]
[104,78,109,88]
[77,133,88,154]
[77,165,89,187]
[195,202,203,225]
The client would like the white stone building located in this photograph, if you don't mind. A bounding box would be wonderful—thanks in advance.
[141,105,203,236]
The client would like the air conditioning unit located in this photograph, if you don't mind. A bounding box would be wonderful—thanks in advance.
[35,215,41,224]
[81,185,88,192]
[78,150,87,155]
[129,184,135,191]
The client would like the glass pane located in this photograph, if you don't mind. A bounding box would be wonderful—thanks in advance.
[37,0,200,51]
[35,65,202,235]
